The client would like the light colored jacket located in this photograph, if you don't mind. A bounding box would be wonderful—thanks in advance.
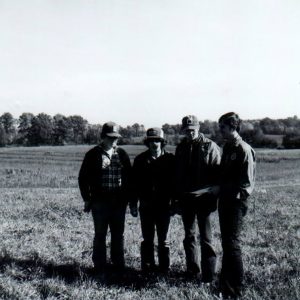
[220,134,256,199]
[175,133,221,195]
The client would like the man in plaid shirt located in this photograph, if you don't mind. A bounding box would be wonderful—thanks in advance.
[78,122,132,277]
[101,148,123,190]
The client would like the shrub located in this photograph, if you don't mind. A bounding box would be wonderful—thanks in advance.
[282,134,300,149]
[241,129,278,148]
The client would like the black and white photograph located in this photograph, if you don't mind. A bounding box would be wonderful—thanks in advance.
[0,1,299,299]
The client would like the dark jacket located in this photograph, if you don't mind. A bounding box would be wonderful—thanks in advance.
[78,145,132,203]
[132,150,175,207]
[220,135,256,199]
[175,134,221,196]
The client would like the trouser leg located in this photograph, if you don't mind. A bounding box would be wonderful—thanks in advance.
[156,211,171,271]
[197,211,216,282]
[219,197,245,297]
[181,206,201,274]
[92,203,109,271]
[109,203,127,269]
[140,208,155,271]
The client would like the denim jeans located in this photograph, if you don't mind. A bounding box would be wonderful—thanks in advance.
[180,195,217,282]
[139,203,170,271]
[91,194,127,271]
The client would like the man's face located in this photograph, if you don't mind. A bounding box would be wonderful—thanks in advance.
[103,136,118,149]
[184,128,199,141]
[219,122,232,139]
[148,139,162,153]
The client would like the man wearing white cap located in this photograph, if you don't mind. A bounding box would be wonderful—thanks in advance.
[175,115,221,283]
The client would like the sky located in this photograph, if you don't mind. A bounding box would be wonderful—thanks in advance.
[0,0,300,128]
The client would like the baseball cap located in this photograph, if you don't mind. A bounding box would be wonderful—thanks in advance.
[145,127,165,141]
[101,122,121,138]
[181,115,200,130]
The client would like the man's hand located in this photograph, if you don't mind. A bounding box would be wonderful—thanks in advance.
[83,201,92,213]
[209,185,220,196]
[130,205,138,217]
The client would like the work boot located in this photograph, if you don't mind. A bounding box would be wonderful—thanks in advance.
[158,246,170,273]
[141,241,155,273]
[92,265,107,281]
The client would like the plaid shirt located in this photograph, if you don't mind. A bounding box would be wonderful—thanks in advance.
[101,147,122,191]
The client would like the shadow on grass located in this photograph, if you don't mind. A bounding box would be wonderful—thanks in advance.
[0,253,193,290]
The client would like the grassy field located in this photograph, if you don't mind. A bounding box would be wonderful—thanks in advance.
[0,145,299,299]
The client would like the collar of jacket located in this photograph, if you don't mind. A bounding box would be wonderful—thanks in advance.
[183,133,207,145]
[226,134,242,147]
[146,149,166,160]
[97,144,118,157]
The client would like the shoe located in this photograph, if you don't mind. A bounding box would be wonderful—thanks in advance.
[201,282,211,287]
[93,269,106,281]
[219,280,243,299]
[158,265,170,274]
[93,265,105,275]
[141,263,157,273]
[185,270,201,280]
[111,264,125,272]
[218,292,241,300]
[198,274,214,287]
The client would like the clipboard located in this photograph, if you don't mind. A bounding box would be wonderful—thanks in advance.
[188,185,218,197]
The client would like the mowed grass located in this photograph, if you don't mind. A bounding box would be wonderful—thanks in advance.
[0,145,299,299]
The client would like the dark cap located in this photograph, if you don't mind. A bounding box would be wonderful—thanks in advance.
[145,127,165,141]
[101,122,121,138]
[181,115,200,130]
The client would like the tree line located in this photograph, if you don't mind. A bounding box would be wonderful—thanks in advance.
[0,112,300,148]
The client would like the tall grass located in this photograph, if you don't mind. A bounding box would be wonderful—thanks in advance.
[0,146,299,299]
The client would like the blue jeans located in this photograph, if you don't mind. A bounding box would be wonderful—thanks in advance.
[139,203,170,271]
[91,194,127,271]
[180,195,217,282]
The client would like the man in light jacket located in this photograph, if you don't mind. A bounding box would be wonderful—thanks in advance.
[175,115,221,283]
[217,112,256,299]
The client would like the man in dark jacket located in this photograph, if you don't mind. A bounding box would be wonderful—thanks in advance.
[130,128,175,273]
[78,122,132,275]
[175,115,221,283]
[217,112,256,299]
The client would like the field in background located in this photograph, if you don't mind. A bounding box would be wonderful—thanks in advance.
[264,134,284,146]
[0,145,299,299]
